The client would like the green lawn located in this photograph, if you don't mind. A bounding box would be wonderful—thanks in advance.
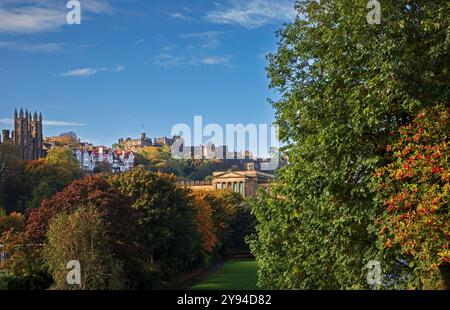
[192,259,257,290]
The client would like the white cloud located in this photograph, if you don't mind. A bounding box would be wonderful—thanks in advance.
[43,120,87,126]
[60,65,125,77]
[180,31,224,49]
[0,0,113,33]
[81,0,113,15]
[154,53,231,67]
[112,65,125,72]
[0,41,66,52]
[204,0,296,28]
[0,6,65,33]
[61,68,98,77]
[0,118,86,127]
[170,12,190,21]
[154,54,185,68]
[189,55,232,66]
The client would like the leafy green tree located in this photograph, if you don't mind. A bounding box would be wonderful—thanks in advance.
[43,208,125,290]
[201,190,243,254]
[187,160,227,181]
[0,144,21,180]
[109,167,202,282]
[135,146,188,176]
[229,199,257,252]
[250,0,449,289]
[45,147,80,171]
[0,144,25,213]
[23,159,83,209]
[0,271,27,290]
[0,230,52,290]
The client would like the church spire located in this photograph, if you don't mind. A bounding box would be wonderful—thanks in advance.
[20,108,23,118]
[14,109,18,119]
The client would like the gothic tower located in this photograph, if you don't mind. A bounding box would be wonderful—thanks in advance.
[12,108,43,160]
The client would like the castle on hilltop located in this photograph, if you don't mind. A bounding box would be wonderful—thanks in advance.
[1,109,43,160]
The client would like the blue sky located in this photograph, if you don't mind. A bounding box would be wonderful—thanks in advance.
[0,0,296,147]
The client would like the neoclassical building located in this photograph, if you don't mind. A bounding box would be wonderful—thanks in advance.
[178,164,274,198]
[211,169,274,198]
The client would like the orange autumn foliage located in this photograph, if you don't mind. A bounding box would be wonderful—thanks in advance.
[190,193,217,253]
[373,105,449,277]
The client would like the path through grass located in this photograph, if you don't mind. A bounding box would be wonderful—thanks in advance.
[192,259,257,290]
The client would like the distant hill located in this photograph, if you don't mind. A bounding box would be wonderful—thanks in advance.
[59,131,78,140]
[45,132,80,148]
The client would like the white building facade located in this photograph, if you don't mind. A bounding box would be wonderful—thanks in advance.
[74,147,135,173]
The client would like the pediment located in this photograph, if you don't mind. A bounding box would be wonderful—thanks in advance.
[213,171,247,179]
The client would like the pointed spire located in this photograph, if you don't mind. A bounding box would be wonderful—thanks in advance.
[39,112,42,123]
[20,108,23,117]
[25,109,28,118]
[33,111,38,121]
[14,109,18,119]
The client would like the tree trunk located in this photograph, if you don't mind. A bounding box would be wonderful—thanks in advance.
[439,263,450,290]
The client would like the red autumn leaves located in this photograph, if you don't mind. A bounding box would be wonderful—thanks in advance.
[372,104,449,271]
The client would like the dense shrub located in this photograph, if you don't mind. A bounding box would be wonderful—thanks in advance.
[0,271,27,290]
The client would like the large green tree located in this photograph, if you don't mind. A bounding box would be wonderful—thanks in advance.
[135,146,188,176]
[108,167,202,284]
[23,159,83,209]
[250,0,449,289]
[0,144,24,213]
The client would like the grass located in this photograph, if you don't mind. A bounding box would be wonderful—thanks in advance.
[192,259,257,290]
